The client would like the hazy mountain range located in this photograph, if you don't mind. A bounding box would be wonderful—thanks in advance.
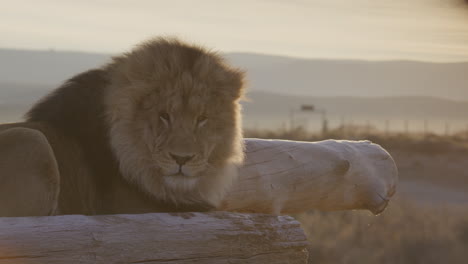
[0,48,467,132]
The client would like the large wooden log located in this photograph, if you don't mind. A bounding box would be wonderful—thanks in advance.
[221,139,398,215]
[0,212,309,264]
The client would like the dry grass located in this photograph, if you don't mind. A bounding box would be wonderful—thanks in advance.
[245,127,468,263]
[297,200,468,264]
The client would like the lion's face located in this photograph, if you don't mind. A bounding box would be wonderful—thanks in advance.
[135,75,242,189]
[105,38,245,206]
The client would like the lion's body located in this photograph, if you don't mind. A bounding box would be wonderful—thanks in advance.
[0,38,245,216]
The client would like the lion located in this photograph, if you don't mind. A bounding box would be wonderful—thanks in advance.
[0,37,245,216]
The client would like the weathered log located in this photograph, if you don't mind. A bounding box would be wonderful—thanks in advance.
[221,139,398,215]
[0,212,309,264]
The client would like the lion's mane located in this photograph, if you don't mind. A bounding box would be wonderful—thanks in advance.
[24,37,245,214]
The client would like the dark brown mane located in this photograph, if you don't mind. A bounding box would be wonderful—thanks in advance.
[18,37,244,215]
[25,70,121,212]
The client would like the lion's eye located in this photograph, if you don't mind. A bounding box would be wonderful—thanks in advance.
[141,94,155,110]
[160,112,170,126]
[197,116,208,128]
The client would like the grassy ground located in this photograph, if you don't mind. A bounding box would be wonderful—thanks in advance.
[298,201,468,264]
[245,127,468,263]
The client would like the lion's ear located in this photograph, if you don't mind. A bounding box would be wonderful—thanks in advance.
[224,69,246,100]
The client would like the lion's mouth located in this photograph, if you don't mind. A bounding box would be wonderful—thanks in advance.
[174,165,188,176]
[163,170,200,191]
[167,167,195,178]
[169,172,187,177]
[164,163,203,178]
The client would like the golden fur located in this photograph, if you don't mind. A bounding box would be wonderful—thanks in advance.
[0,37,246,216]
[105,38,245,206]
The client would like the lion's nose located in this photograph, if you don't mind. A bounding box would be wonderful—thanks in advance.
[169,153,194,166]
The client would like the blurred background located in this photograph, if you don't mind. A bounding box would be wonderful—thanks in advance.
[1,0,468,263]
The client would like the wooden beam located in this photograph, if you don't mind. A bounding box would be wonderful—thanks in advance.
[0,212,309,264]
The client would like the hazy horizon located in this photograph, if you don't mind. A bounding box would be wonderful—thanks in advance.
[1,48,467,134]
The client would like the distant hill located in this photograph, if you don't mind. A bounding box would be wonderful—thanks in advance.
[1,48,467,100]
[0,49,109,86]
[226,52,468,100]
[0,48,467,132]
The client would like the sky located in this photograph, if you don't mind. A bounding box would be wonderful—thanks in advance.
[1,0,468,62]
